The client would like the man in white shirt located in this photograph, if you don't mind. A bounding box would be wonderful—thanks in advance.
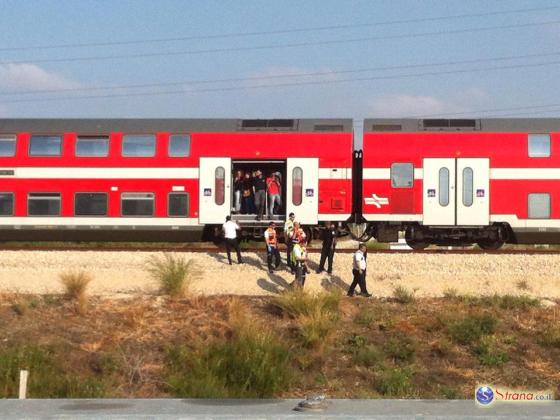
[222,215,243,265]
[347,243,371,297]
[284,212,295,273]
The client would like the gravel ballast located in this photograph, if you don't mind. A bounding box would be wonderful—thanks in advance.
[0,250,559,299]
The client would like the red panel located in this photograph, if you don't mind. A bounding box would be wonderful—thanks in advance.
[362,180,423,216]
[491,180,560,219]
[318,179,351,214]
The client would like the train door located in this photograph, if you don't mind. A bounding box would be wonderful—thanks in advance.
[456,158,489,225]
[286,158,318,224]
[423,158,456,225]
[199,157,231,224]
[423,158,489,226]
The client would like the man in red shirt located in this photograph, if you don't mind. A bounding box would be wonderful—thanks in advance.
[267,173,282,216]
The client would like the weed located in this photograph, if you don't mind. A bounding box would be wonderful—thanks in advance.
[375,366,415,397]
[298,306,338,348]
[447,313,498,345]
[354,308,376,326]
[474,336,509,366]
[440,385,460,399]
[274,288,341,319]
[516,280,530,291]
[353,344,384,368]
[392,286,416,304]
[475,294,540,310]
[147,254,197,298]
[383,334,416,363]
[538,325,560,348]
[442,288,459,299]
[59,271,92,314]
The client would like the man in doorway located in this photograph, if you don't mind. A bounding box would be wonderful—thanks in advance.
[264,221,281,273]
[316,221,337,274]
[267,172,282,216]
[347,243,371,297]
[253,169,267,220]
[222,215,243,265]
[284,212,295,273]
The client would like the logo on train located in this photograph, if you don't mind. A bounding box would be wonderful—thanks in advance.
[364,193,389,208]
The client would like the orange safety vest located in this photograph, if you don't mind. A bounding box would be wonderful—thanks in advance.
[266,227,277,246]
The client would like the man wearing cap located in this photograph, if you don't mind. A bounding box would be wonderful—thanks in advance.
[264,221,281,273]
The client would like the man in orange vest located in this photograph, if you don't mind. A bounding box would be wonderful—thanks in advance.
[264,221,281,273]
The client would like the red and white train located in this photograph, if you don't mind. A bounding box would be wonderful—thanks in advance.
[0,117,557,248]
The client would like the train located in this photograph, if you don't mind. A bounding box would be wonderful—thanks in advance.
[0,117,557,249]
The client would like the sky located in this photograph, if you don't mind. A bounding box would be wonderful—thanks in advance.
[1,0,559,126]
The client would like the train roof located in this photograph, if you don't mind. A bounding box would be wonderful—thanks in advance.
[364,118,560,133]
[0,118,352,134]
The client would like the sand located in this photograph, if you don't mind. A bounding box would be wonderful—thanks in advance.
[0,249,559,300]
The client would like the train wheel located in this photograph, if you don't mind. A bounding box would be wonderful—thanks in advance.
[477,240,504,250]
[405,238,429,250]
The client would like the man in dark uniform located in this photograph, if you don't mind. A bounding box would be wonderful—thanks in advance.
[252,169,267,220]
[316,221,337,274]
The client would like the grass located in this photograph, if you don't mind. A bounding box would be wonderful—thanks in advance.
[147,254,197,297]
[375,366,415,397]
[538,324,560,348]
[474,336,509,366]
[443,293,540,310]
[392,285,416,304]
[383,334,417,364]
[446,312,498,345]
[59,271,92,314]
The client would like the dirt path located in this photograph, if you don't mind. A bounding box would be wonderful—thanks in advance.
[0,250,559,299]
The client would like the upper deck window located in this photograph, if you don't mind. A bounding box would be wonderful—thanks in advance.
[76,136,109,157]
[122,135,156,157]
[29,135,62,157]
[528,134,550,157]
[391,163,414,188]
[168,134,190,157]
[0,136,16,157]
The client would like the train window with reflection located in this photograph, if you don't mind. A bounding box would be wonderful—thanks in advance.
[28,193,61,216]
[292,167,303,206]
[391,163,413,188]
[121,193,154,216]
[438,168,449,206]
[462,167,474,207]
[528,134,550,157]
[75,193,108,216]
[168,135,191,157]
[76,136,109,157]
[168,192,189,217]
[215,167,225,205]
[528,193,550,219]
[29,135,62,157]
[122,135,156,157]
[0,136,16,157]
[0,193,14,216]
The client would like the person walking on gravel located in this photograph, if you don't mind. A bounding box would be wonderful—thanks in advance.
[222,215,243,265]
[347,243,371,297]
[264,221,281,273]
[291,237,308,288]
[284,212,296,273]
[316,221,337,274]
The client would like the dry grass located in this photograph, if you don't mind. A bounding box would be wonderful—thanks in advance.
[146,254,198,298]
[59,271,92,314]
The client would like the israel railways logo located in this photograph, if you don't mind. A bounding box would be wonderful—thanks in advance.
[476,386,495,405]
[364,193,389,208]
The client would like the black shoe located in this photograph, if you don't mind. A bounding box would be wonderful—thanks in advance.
[327,270,332,274]
[238,261,244,264]
[228,262,232,265]
[359,292,372,298]
[269,269,274,273]
[316,269,323,274]
[347,291,356,297]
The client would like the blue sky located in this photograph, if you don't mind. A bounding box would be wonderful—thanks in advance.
[0,0,559,123]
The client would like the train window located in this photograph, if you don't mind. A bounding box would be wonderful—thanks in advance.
[121,193,154,216]
[168,135,190,157]
[391,163,413,188]
[215,167,225,205]
[0,136,16,157]
[29,135,62,157]
[292,167,303,206]
[528,193,550,219]
[75,193,108,216]
[168,193,189,217]
[122,135,156,157]
[438,168,449,206]
[462,167,474,207]
[0,193,14,216]
[528,134,550,157]
[28,193,61,216]
[76,136,109,157]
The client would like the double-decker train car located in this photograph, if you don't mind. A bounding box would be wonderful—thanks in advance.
[0,118,353,241]
[360,118,560,249]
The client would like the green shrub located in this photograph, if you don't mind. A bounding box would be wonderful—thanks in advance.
[475,294,540,310]
[447,313,498,345]
[383,334,416,363]
[59,271,92,314]
[353,308,376,326]
[353,344,384,368]
[538,325,560,348]
[474,336,509,366]
[375,367,415,397]
[147,254,196,297]
[392,286,416,304]
[274,288,341,319]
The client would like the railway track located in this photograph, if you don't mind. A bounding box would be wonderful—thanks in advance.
[0,244,558,254]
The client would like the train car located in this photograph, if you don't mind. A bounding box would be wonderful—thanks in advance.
[0,118,353,241]
[359,118,560,249]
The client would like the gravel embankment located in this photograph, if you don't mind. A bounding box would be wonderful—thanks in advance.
[0,250,559,299]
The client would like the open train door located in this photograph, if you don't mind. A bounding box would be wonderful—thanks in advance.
[199,157,231,224]
[286,158,319,224]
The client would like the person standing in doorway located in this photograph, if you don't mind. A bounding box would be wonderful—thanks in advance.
[267,172,282,216]
[264,221,281,273]
[233,170,244,214]
[347,243,371,297]
[242,172,255,214]
[316,221,337,274]
[284,212,295,273]
[222,215,243,265]
[253,169,267,220]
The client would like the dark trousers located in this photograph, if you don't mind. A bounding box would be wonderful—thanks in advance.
[254,190,266,218]
[348,268,368,294]
[266,245,281,270]
[319,245,335,272]
[225,238,242,264]
[286,241,294,272]
[294,262,306,287]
